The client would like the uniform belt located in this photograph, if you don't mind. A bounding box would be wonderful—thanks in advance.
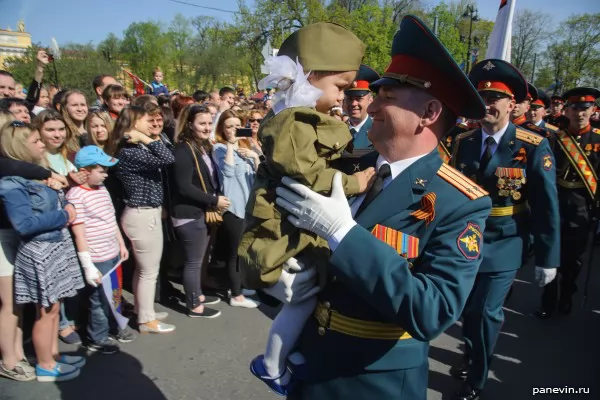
[313,302,412,340]
[489,202,529,217]
[557,178,585,189]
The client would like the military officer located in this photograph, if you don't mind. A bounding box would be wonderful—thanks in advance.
[512,82,554,138]
[528,88,558,132]
[538,87,600,318]
[449,59,560,400]
[276,15,492,400]
[440,119,480,163]
[545,95,569,129]
[343,64,380,150]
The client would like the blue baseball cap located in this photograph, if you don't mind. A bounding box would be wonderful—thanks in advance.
[74,146,119,169]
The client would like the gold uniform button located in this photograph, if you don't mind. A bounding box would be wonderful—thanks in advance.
[318,327,326,336]
[323,301,331,309]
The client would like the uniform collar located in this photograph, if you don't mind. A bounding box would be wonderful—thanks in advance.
[534,119,543,126]
[481,121,510,145]
[512,114,527,125]
[376,152,428,186]
[568,124,591,136]
[349,116,370,132]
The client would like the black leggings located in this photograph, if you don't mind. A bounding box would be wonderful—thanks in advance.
[175,219,210,309]
[220,212,245,297]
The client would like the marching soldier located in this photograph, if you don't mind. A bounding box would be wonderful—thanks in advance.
[538,87,600,318]
[343,64,380,150]
[545,95,569,129]
[449,59,560,400]
[512,83,553,138]
[528,88,559,132]
[279,15,492,399]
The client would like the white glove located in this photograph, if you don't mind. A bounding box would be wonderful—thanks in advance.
[77,252,102,287]
[535,266,557,287]
[276,172,355,240]
[262,257,320,304]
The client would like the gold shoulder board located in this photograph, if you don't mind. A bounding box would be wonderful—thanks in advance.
[516,128,544,146]
[455,129,477,142]
[545,123,559,131]
[437,164,489,200]
[593,128,600,135]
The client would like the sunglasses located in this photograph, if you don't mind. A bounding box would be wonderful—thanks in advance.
[249,118,262,123]
[9,120,26,127]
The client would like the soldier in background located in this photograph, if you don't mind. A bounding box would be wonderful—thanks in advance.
[343,64,380,150]
[545,95,569,129]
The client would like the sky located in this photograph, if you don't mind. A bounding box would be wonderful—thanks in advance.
[0,0,598,47]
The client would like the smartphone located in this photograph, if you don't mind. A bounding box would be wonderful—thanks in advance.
[46,51,55,62]
[236,128,253,138]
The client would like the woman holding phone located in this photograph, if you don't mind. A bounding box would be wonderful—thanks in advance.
[212,110,259,308]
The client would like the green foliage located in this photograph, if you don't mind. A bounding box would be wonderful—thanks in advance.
[3,44,119,101]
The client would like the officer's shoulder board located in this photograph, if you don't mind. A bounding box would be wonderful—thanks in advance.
[516,128,544,146]
[524,123,546,135]
[437,164,488,200]
[545,123,559,131]
[454,129,477,142]
[593,128,600,135]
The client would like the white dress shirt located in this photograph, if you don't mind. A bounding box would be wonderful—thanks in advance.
[349,116,369,137]
[480,121,510,157]
[328,153,428,251]
[534,119,543,127]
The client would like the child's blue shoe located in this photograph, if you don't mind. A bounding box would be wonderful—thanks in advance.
[57,355,86,368]
[250,355,296,396]
[35,362,79,382]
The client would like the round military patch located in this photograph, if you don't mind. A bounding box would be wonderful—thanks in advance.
[457,222,482,260]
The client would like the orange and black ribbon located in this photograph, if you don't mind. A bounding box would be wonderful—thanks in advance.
[410,192,436,226]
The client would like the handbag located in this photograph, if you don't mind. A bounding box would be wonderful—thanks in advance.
[185,141,223,226]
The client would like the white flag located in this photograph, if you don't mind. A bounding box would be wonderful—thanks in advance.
[485,0,516,61]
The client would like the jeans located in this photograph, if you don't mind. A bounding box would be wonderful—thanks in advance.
[220,212,244,297]
[59,303,74,330]
[175,219,210,309]
[87,256,120,344]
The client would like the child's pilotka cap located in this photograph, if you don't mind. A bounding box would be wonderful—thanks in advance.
[278,22,365,72]
[74,145,119,169]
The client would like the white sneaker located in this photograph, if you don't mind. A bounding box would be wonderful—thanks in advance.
[155,311,169,321]
[230,297,260,308]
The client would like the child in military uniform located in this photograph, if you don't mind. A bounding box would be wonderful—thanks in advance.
[238,23,374,395]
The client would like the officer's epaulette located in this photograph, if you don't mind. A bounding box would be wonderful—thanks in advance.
[516,128,544,146]
[593,128,600,135]
[454,129,477,142]
[545,123,559,131]
[437,164,488,200]
[524,123,546,135]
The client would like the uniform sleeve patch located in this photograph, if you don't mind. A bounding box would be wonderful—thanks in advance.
[543,154,553,170]
[457,222,482,260]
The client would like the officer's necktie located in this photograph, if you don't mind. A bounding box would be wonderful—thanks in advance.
[356,163,392,217]
[479,136,495,172]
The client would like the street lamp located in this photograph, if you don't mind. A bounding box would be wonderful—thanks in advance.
[462,5,479,73]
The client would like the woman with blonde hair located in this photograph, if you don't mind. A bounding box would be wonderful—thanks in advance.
[59,90,89,154]
[85,111,116,155]
[0,121,84,382]
[114,106,176,334]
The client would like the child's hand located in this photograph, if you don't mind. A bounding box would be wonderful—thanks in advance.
[353,167,376,193]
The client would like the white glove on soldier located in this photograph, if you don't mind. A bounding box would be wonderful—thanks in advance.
[262,257,320,304]
[535,266,557,287]
[276,172,355,241]
[78,252,102,287]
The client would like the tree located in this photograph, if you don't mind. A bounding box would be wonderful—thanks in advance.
[167,14,193,89]
[98,33,122,64]
[511,10,551,78]
[120,21,170,83]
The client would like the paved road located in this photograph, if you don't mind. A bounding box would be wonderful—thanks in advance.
[1,247,599,400]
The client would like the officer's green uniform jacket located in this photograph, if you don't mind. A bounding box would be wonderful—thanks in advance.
[239,107,360,289]
[451,123,561,273]
[296,150,491,395]
[349,116,373,150]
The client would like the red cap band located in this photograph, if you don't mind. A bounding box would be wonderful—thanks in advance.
[477,81,514,97]
[384,54,465,116]
[532,99,545,106]
[568,95,596,103]
[351,80,370,90]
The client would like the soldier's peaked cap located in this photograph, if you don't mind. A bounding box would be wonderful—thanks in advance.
[468,59,528,103]
[345,64,380,96]
[370,15,486,120]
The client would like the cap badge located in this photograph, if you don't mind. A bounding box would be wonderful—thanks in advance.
[483,61,495,71]
[423,81,432,89]
[580,96,586,102]
[484,81,491,88]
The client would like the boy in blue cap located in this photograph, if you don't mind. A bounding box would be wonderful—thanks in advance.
[66,146,133,354]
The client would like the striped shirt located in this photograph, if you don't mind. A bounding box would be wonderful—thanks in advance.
[66,185,120,262]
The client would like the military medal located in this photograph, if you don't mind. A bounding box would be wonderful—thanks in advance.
[512,191,522,200]
[495,167,526,199]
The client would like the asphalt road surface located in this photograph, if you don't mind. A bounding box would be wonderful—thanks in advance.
[1,247,598,400]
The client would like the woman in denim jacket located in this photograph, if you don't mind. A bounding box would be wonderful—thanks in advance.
[0,121,84,382]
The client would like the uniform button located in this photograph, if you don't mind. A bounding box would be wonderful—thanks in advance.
[323,301,331,309]
[318,327,326,336]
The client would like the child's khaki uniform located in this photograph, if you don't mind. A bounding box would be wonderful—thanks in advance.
[238,106,360,289]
